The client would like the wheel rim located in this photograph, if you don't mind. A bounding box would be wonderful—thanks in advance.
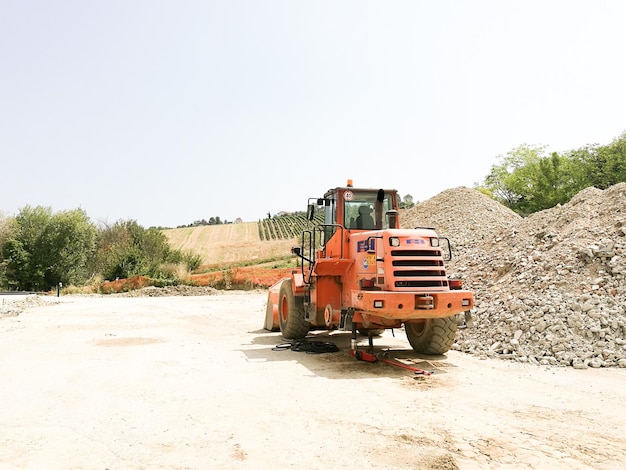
[407,321,426,337]
[280,294,289,323]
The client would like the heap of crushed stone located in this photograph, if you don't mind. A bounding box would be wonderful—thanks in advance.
[401,183,626,368]
[401,187,522,261]
[113,285,221,297]
[0,295,54,317]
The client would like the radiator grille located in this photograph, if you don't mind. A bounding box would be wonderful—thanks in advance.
[390,249,448,289]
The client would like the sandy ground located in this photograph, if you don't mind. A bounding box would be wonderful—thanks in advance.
[1,292,625,470]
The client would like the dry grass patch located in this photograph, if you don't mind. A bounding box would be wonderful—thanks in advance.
[163,222,296,265]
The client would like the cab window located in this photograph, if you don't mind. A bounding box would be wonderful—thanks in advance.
[345,192,393,230]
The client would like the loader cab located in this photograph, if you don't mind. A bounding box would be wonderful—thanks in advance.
[337,186,397,231]
[343,191,395,230]
[316,184,399,244]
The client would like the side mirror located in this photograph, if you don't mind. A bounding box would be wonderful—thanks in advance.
[307,204,315,221]
[438,237,452,261]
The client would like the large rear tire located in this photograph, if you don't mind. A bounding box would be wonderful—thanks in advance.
[405,317,457,355]
[277,279,310,339]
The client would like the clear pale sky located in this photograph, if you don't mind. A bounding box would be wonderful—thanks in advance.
[2,1,625,227]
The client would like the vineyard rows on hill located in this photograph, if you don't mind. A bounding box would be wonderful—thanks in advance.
[258,214,324,241]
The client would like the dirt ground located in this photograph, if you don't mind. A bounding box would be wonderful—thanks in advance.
[1,292,625,470]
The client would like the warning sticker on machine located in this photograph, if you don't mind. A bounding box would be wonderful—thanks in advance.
[362,253,376,270]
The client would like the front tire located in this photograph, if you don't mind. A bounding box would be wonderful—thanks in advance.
[405,317,457,355]
[277,279,310,339]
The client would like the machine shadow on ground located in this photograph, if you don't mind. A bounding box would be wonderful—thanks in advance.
[240,327,457,380]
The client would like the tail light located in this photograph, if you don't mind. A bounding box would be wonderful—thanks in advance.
[449,279,463,290]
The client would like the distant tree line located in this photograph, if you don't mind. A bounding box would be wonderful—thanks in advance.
[0,207,202,291]
[266,211,307,219]
[177,216,232,228]
[477,130,626,216]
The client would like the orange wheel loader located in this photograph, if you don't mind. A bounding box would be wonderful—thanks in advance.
[264,181,474,356]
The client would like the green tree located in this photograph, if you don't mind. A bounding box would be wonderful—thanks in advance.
[92,220,159,279]
[91,220,200,280]
[525,152,581,213]
[2,206,53,290]
[0,214,10,288]
[482,144,545,212]
[607,131,626,184]
[568,132,626,189]
[2,206,96,290]
[399,194,415,209]
[41,209,97,286]
[480,144,587,215]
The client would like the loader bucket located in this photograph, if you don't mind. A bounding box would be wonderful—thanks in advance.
[264,278,286,331]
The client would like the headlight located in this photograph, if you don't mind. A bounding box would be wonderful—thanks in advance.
[389,237,400,247]
[430,237,440,247]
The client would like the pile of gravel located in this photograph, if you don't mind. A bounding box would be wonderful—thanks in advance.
[0,295,54,317]
[402,183,626,368]
[114,285,221,297]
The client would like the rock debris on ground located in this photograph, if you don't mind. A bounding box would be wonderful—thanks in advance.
[113,285,221,297]
[402,183,626,369]
[0,286,221,316]
[0,295,52,317]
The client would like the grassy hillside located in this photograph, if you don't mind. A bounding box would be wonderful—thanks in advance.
[163,222,297,266]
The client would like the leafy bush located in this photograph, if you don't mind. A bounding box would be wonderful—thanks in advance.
[478,131,626,215]
[0,212,203,291]
[90,220,200,283]
[2,206,96,290]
